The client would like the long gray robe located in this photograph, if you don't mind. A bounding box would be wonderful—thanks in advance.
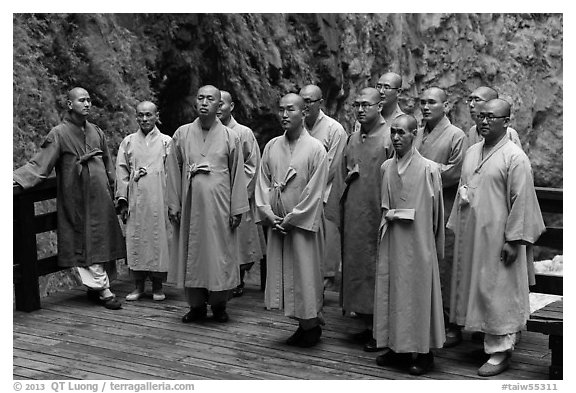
[14,114,125,267]
[374,149,445,353]
[447,138,545,334]
[166,118,249,290]
[255,130,328,319]
[337,115,394,314]
[228,116,265,267]
[115,127,172,273]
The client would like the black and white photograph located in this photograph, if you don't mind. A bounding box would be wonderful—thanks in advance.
[8,5,567,389]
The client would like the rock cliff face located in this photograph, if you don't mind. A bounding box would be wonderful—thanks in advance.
[14,13,562,187]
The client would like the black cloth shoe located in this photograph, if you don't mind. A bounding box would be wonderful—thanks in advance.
[297,325,322,348]
[363,338,386,352]
[350,329,373,344]
[102,296,122,310]
[443,328,462,348]
[376,350,412,368]
[211,305,229,323]
[232,285,244,297]
[182,305,207,323]
[286,326,305,346]
[409,352,434,376]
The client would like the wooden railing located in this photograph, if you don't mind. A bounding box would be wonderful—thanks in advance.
[13,180,563,312]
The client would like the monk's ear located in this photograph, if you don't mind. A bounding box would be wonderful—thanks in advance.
[503,116,510,128]
[230,102,235,112]
[411,128,418,137]
[66,100,72,110]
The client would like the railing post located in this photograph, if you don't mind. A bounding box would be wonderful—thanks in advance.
[13,193,41,311]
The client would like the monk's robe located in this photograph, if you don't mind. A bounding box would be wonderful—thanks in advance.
[468,125,522,149]
[166,118,249,290]
[115,126,172,274]
[255,130,328,320]
[336,115,394,315]
[414,115,468,309]
[14,114,125,267]
[447,138,545,335]
[374,148,446,353]
[227,116,265,269]
[307,110,347,279]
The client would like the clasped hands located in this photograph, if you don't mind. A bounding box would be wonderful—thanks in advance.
[267,214,292,235]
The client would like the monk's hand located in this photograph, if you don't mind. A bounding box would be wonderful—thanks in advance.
[117,199,129,224]
[229,214,242,229]
[501,242,519,266]
[168,209,181,226]
[271,217,287,235]
[279,221,293,234]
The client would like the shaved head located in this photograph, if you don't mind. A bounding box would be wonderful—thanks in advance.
[282,93,306,111]
[198,85,221,102]
[484,98,511,117]
[136,101,157,113]
[299,85,323,100]
[67,87,89,101]
[423,87,447,103]
[360,87,381,102]
[220,90,233,105]
[378,72,402,88]
[393,114,418,131]
[472,86,498,101]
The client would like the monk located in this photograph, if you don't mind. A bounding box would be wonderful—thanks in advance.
[334,87,394,351]
[299,84,347,291]
[353,72,405,134]
[415,86,468,346]
[218,90,264,297]
[373,114,445,375]
[166,85,249,323]
[13,87,125,310]
[255,93,328,347]
[466,86,522,148]
[116,101,172,301]
[447,99,545,376]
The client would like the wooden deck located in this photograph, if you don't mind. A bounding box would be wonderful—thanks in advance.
[13,278,552,380]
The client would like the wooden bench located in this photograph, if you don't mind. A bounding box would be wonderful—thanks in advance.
[527,187,563,380]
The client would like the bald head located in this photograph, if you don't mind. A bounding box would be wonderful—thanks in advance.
[378,72,402,88]
[220,90,233,105]
[360,87,381,102]
[393,114,418,131]
[68,87,89,101]
[217,90,234,125]
[469,86,499,122]
[281,93,306,111]
[423,87,447,103]
[136,101,157,113]
[484,98,511,117]
[299,85,323,100]
[197,85,221,101]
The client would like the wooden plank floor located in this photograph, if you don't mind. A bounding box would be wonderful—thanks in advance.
[13,278,552,380]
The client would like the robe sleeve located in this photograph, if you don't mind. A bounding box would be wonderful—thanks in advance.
[115,136,131,201]
[166,130,183,215]
[241,128,261,198]
[430,163,445,261]
[324,137,349,226]
[504,153,546,244]
[228,131,250,216]
[326,124,347,187]
[255,141,276,224]
[13,129,61,189]
[509,128,523,150]
[439,129,468,188]
[282,145,328,232]
[98,128,116,196]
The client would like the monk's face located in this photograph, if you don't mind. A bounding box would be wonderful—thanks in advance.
[376,74,401,107]
[136,102,158,134]
[217,92,233,124]
[468,87,492,124]
[391,118,416,158]
[477,100,509,144]
[68,89,91,118]
[278,95,304,132]
[196,86,221,119]
[354,90,382,125]
[420,89,446,124]
[299,86,322,120]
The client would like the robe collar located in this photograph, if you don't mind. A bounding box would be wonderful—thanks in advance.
[396,146,416,177]
[475,133,511,173]
[63,112,88,129]
[138,126,160,140]
[360,115,386,139]
[226,115,239,129]
[307,109,326,133]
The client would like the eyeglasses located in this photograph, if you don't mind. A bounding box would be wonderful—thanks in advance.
[376,84,400,91]
[303,98,322,105]
[477,113,508,121]
[352,102,380,110]
[465,97,486,104]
